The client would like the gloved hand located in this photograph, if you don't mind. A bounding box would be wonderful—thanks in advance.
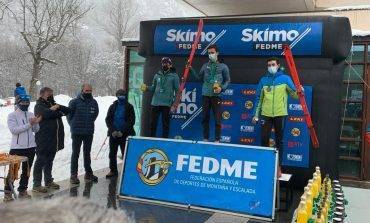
[116,131,123,138]
[112,131,119,138]
[140,84,147,92]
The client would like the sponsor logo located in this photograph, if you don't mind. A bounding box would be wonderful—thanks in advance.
[245,100,254,110]
[177,88,198,115]
[222,89,234,96]
[176,155,258,179]
[240,125,255,133]
[222,111,231,120]
[240,137,255,144]
[289,104,303,111]
[241,113,249,120]
[242,89,256,95]
[137,149,172,186]
[291,128,301,137]
[241,28,306,51]
[288,116,305,122]
[221,100,234,106]
[287,153,303,162]
[287,141,303,148]
[220,136,231,143]
[221,124,232,130]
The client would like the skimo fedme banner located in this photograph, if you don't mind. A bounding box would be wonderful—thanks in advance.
[154,23,322,56]
[155,82,312,168]
[120,137,277,219]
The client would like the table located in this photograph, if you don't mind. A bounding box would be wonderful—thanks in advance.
[0,155,29,199]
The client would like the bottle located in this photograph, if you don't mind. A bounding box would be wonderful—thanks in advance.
[297,201,308,223]
[312,175,319,198]
[306,192,313,217]
[315,166,322,186]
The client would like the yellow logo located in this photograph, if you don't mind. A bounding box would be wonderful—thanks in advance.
[222,111,231,120]
[291,128,301,137]
[136,149,172,186]
[245,100,253,109]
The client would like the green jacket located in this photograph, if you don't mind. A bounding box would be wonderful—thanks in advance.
[254,70,298,117]
[191,61,230,97]
[148,68,180,107]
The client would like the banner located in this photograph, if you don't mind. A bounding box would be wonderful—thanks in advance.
[119,137,277,220]
[155,82,312,168]
[154,23,322,56]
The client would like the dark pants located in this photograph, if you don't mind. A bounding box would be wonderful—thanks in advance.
[109,135,127,173]
[33,148,56,186]
[260,115,285,164]
[202,96,221,141]
[5,148,35,192]
[150,106,171,138]
[71,134,93,176]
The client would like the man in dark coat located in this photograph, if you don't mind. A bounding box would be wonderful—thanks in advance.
[33,87,70,193]
[105,89,135,178]
[68,84,99,184]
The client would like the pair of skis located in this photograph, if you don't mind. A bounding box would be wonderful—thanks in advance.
[170,19,319,149]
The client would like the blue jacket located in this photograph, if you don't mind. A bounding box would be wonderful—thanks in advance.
[67,94,99,135]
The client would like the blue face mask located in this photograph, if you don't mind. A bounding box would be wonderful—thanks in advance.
[117,95,126,101]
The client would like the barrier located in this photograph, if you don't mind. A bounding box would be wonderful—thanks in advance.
[119,136,278,221]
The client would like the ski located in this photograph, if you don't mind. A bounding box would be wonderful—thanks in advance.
[283,45,320,149]
[171,19,204,112]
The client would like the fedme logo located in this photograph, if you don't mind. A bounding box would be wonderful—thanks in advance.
[176,88,198,115]
[287,154,303,162]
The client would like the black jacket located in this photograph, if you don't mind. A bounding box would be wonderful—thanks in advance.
[34,98,70,152]
[105,100,136,137]
[67,94,99,135]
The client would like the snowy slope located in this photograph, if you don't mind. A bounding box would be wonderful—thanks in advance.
[0,95,116,189]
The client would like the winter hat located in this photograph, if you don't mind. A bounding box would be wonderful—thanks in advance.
[161,57,172,65]
[115,89,127,97]
[17,94,31,104]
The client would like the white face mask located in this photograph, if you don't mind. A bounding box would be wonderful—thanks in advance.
[208,53,218,62]
[268,66,278,74]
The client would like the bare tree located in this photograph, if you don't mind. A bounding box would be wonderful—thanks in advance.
[0,0,13,20]
[98,0,139,52]
[18,0,91,98]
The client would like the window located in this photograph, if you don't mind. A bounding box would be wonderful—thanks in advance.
[342,84,363,101]
[127,49,145,135]
[343,65,364,82]
[348,45,365,62]
[339,160,361,178]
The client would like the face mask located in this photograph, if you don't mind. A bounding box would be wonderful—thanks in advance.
[83,92,92,99]
[117,95,126,101]
[19,104,29,111]
[208,53,218,62]
[47,95,55,103]
[268,66,278,74]
[162,65,169,71]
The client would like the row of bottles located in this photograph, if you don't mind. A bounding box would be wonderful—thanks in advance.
[297,167,348,223]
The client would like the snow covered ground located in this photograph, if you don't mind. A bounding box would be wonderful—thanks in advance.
[0,95,117,190]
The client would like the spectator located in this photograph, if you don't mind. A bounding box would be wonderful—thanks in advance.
[4,95,41,201]
[68,84,99,184]
[105,89,135,178]
[33,87,70,193]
